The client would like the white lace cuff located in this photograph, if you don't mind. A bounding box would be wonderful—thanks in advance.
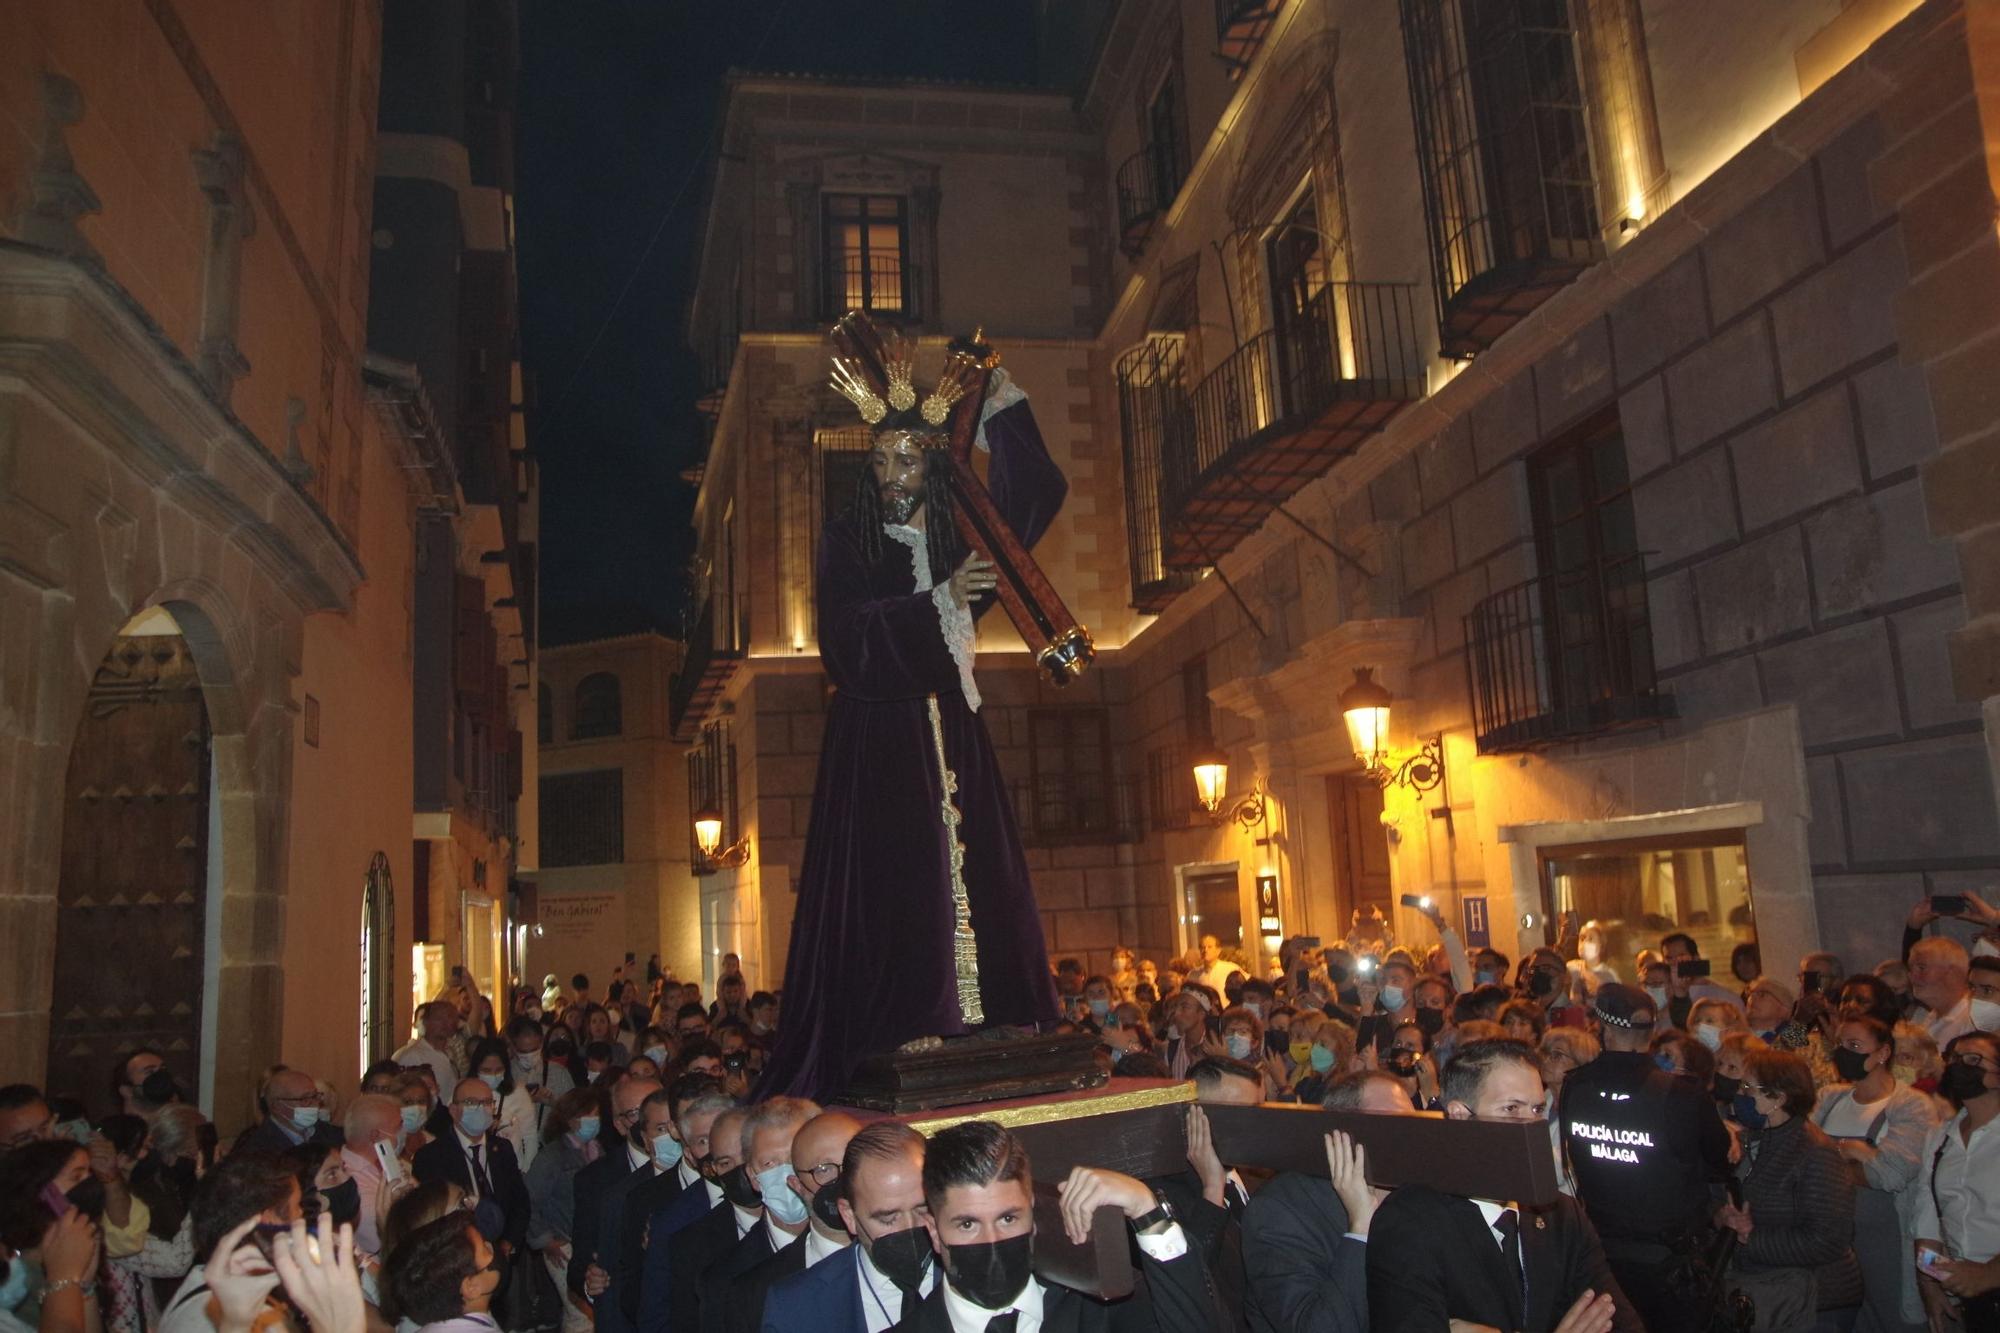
[883,523,981,711]
[973,367,1027,453]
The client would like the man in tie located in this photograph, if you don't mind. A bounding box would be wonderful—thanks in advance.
[726,1109,863,1333]
[1365,1039,1639,1333]
[696,1098,822,1333]
[414,1075,530,1254]
[900,1120,1221,1332]
[571,1075,659,1309]
[636,1087,740,1333]
[764,1121,936,1333]
[666,1105,764,1333]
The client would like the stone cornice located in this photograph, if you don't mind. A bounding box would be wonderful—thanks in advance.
[0,244,363,612]
[1208,617,1423,730]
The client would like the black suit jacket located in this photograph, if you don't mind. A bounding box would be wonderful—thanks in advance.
[231,1118,343,1158]
[668,1200,746,1333]
[568,1148,636,1295]
[894,1241,1221,1333]
[1365,1187,1639,1333]
[616,1166,689,1321]
[1151,1170,1245,1329]
[724,1232,809,1333]
[1239,1171,1367,1333]
[697,1222,779,1333]
[411,1132,531,1249]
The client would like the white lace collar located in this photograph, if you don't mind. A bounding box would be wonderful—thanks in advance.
[882,524,979,711]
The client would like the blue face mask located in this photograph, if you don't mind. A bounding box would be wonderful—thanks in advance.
[573,1117,601,1144]
[755,1163,808,1227]
[290,1105,323,1131]
[651,1131,683,1170]
[400,1104,426,1132]
[1310,1045,1336,1073]
[1653,1052,1678,1073]
[1475,969,1498,987]
[1732,1092,1769,1130]
[1088,998,1111,1021]
[458,1104,494,1137]
[1225,1033,1254,1060]
[0,1256,30,1312]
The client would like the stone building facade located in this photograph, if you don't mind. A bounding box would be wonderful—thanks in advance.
[687,0,2000,990]
[529,634,697,990]
[0,0,536,1130]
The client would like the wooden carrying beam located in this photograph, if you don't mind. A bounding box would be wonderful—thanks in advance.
[1029,1188,1134,1301]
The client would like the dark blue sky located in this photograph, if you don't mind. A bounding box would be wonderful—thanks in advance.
[515,1,1042,645]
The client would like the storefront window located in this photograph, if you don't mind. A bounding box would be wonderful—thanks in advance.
[1541,832,1755,982]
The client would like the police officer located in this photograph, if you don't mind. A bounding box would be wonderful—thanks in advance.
[1559,982,1733,1333]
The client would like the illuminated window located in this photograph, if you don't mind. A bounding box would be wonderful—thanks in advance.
[822,194,911,319]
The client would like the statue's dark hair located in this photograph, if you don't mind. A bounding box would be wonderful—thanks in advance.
[853,428,965,586]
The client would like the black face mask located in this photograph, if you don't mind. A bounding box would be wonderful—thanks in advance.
[140,1069,181,1106]
[64,1176,107,1223]
[1529,970,1559,1000]
[1831,1047,1873,1084]
[866,1225,934,1293]
[1414,1008,1446,1037]
[1940,1061,1993,1106]
[169,1157,201,1198]
[944,1233,1032,1310]
[1323,965,1349,987]
[810,1180,846,1232]
[1386,1049,1419,1077]
[719,1164,762,1210]
[1712,1074,1741,1103]
[323,1179,362,1226]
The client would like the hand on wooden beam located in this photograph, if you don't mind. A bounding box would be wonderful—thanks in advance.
[1184,1107,1227,1209]
[1055,1167,1156,1246]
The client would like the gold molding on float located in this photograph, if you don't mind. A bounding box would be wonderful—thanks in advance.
[905,1078,1196,1137]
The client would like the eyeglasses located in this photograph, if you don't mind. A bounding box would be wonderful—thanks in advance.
[804,1162,842,1186]
[1952,1052,1995,1072]
[456,1097,496,1110]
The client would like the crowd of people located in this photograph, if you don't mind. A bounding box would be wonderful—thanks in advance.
[3,900,1997,1333]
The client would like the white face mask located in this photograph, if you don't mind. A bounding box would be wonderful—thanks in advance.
[1580,941,1601,964]
[1645,985,1669,1009]
[1973,997,2000,1034]
[1694,1024,1723,1052]
[1974,937,2000,960]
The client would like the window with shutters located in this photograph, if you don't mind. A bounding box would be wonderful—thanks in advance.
[822,194,913,319]
[1025,709,1121,841]
[540,769,625,867]
[573,672,622,739]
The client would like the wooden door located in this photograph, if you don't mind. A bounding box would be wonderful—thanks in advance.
[48,635,210,1114]
[1326,776,1391,929]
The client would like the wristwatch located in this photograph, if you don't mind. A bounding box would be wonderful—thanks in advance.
[1128,1191,1177,1235]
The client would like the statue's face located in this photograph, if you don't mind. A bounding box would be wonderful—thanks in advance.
[870,432,933,524]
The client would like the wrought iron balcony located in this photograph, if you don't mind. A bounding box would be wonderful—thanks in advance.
[1215,0,1283,79]
[1116,148,1175,260]
[819,257,923,324]
[1399,0,1605,357]
[1162,281,1423,570]
[1009,773,1143,847]
[1464,554,1675,754]
[1115,339,1201,613]
[668,595,746,743]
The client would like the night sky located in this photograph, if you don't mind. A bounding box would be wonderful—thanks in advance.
[515,1,1042,645]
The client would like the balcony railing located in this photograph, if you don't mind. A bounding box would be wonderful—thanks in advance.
[1115,340,1202,613]
[1010,774,1143,847]
[1162,281,1423,569]
[1215,0,1283,79]
[668,595,746,743]
[1116,148,1177,259]
[1146,742,1203,832]
[819,256,923,324]
[1400,0,1604,357]
[1464,554,1675,753]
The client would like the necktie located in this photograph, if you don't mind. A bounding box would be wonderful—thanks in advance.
[1494,1209,1527,1319]
[469,1141,494,1200]
[984,1314,1018,1333]
[897,1282,922,1324]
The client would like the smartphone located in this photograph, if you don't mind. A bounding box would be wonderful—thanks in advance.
[1800,971,1826,995]
[374,1137,405,1185]
[1932,894,1969,917]
[1399,893,1433,911]
[1676,958,1712,978]
[1917,1247,1949,1279]
[1356,957,1378,976]
[39,1180,72,1218]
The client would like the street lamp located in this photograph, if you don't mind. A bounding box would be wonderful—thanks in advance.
[1190,746,1267,831]
[1337,667,1444,793]
[693,806,749,870]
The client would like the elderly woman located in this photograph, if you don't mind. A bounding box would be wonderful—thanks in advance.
[1720,1048,1861,1330]
[1689,997,1750,1055]
[1540,1026,1601,1195]
[525,1088,602,1333]
[1291,1017,1357,1106]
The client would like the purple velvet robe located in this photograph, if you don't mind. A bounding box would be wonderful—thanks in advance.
[757,399,1065,1099]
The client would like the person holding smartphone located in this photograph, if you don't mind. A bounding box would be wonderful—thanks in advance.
[1913,1030,2000,1329]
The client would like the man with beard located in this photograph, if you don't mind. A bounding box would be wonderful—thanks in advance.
[758,329,1067,1099]
[761,1121,933,1333]
[902,1120,1220,1331]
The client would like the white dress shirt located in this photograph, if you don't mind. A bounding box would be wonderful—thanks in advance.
[1921,995,1977,1047]
[677,1157,702,1192]
[1914,1108,2000,1262]
[942,1274,1046,1333]
[857,1244,936,1333]
[456,1127,491,1203]
[803,1223,846,1268]
[341,1145,385,1254]
[730,1204,759,1240]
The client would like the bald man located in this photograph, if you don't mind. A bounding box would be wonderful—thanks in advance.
[695,1098,823,1333]
[569,1074,663,1309]
[233,1066,343,1155]
[413,1076,530,1250]
[723,1111,862,1333]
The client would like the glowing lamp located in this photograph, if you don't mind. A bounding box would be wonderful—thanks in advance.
[693,806,724,858]
[1339,667,1393,767]
[1191,747,1229,814]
